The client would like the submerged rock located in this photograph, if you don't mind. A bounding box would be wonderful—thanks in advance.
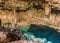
[20,24,60,43]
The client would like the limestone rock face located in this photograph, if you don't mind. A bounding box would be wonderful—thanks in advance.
[0,31,7,43]
[0,0,60,43]
[46,0,60,10]
[0,0,60,31]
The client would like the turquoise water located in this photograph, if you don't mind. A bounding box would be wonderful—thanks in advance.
[18,24,60,43]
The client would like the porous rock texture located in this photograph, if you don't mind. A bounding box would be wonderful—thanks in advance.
[0,0,60,43]
[0,0,60,31]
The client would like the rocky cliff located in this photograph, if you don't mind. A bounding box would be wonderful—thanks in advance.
[0,0,60,32]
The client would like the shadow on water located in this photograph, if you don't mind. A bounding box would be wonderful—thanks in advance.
[27,24,60,43]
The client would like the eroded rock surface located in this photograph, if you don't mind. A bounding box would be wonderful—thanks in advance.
[0,0,60,31]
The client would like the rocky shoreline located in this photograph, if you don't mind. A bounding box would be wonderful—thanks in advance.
[0,0,60,43]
